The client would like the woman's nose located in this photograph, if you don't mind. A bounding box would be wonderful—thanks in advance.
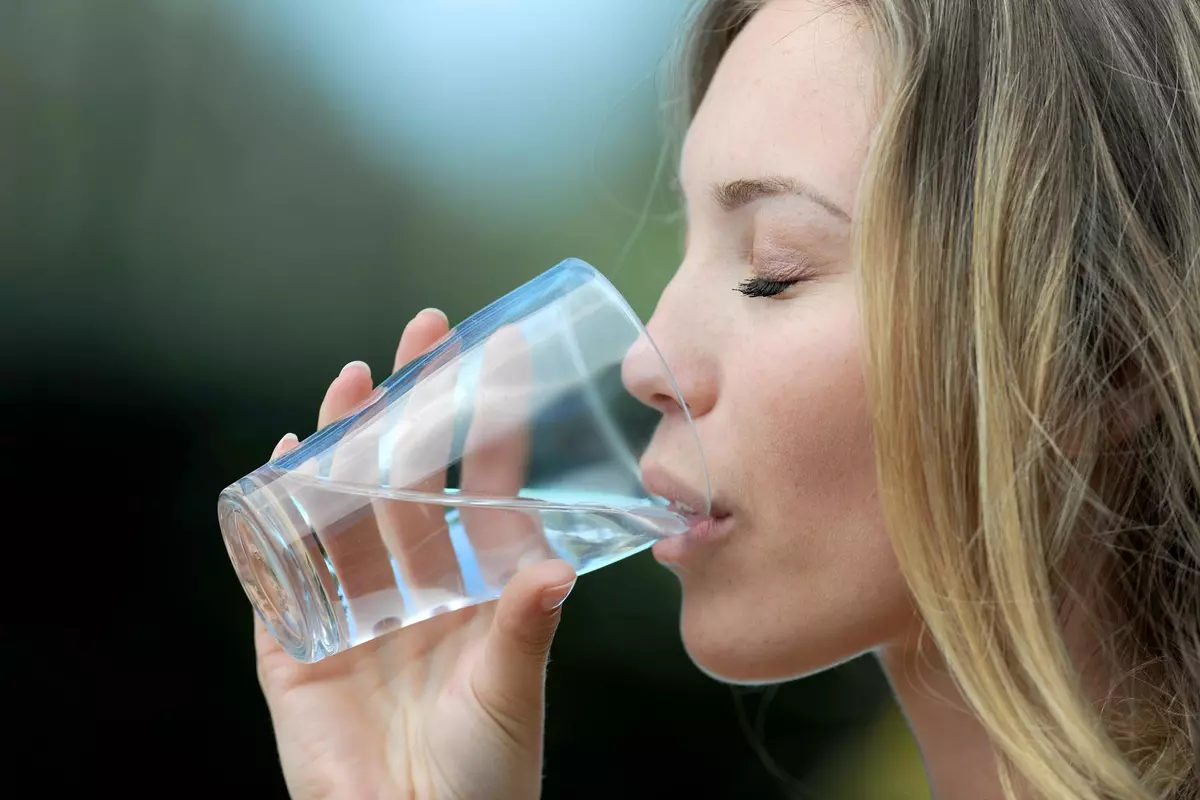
[621,311,717,420]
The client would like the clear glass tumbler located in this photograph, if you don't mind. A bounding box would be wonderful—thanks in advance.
[217,258,709,662]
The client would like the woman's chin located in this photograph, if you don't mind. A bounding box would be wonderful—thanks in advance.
[676,608,838,685]
[686,641,883,686]
[680,637,836,685]
[674,589,898,685]
[669,546,919,685]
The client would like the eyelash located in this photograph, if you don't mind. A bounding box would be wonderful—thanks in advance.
[735,277,799,298]
[736,265,818,298]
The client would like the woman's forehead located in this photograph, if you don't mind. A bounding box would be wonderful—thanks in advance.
[679,0,877,214]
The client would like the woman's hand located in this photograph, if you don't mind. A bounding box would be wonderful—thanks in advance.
[256,308,575,800]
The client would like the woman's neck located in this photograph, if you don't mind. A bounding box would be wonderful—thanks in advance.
[877,600,1113,800]
[876,641,1007,800]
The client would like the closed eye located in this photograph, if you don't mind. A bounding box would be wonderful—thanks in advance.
[735,276,805,298]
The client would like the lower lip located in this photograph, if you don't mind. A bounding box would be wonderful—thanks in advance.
[651,514,732,563]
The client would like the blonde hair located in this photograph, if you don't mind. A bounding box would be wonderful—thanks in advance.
[677,1,1200,798]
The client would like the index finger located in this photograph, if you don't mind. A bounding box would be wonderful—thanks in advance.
[459,325,553,589]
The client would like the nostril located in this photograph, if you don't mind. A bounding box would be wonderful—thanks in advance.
[642,390,683,415]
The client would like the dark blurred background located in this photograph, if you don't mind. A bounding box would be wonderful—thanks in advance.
[2,1,927,796]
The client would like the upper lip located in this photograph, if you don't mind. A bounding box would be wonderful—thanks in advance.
[640,464,728,518]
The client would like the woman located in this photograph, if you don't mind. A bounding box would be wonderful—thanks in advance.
[255,0,1200,797]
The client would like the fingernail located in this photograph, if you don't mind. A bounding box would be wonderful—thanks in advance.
[340,360,371,379]
[420,308,448,324]
[542,578,576,611]
[272,432,298,458]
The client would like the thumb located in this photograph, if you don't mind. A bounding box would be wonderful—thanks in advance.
[471,559,577,734]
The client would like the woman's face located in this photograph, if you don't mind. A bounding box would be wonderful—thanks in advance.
[627,0,917,683]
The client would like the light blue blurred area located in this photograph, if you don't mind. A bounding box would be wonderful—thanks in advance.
[226,0,691,226]
[0,0,695,393]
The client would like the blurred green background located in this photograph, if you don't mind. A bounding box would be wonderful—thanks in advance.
[2,1,928,795]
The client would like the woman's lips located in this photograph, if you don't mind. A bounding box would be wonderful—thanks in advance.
[640,465,720,517]
[652,509,732,563]
[639,464,733,562]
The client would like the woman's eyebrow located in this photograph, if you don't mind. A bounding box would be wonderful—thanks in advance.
[712,176,851,223]
[670,173,852,228]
